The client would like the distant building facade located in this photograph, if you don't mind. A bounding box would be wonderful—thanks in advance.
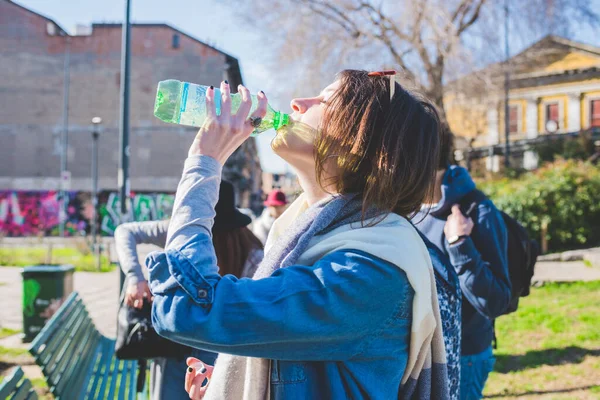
[445,36,600,170]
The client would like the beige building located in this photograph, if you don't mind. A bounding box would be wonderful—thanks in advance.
[445,36,600,170]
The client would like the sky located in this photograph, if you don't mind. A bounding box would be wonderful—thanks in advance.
[15,0,600,173]
[16,0,291,173]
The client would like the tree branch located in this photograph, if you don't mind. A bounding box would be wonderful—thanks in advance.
[304,0,362,37]
[457,0,486,36]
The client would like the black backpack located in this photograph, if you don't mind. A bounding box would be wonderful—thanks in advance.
[460,190,539,315]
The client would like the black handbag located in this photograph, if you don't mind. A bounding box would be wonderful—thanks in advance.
[115,295,191,360]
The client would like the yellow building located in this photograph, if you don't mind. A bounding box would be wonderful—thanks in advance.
[445,35,600,170]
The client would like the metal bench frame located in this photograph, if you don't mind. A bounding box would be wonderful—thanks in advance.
[28,292,143,399]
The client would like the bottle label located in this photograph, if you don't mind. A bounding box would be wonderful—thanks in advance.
[179,83,208,127]
[180,82,190,113]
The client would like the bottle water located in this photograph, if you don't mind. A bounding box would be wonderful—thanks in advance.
[154,80,290,136]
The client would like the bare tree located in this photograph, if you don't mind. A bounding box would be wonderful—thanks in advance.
[230,0,598,124]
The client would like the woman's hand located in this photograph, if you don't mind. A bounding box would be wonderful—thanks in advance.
[185,357,214,400]
[444,204,474,244]
[125,280,152,309]
[188,81,268,165]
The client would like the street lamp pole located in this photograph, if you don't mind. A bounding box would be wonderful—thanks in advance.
[91,117,102,271]
[118,0,132,222]
[503,0,511,168]
[59,35,71,237]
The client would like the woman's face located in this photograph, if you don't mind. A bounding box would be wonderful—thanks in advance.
[271,80,340,165]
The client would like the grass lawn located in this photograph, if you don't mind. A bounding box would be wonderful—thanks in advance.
[484,281,600,399]
[0,247,114,272]
[0,328,20,340]
[0,346,51,398]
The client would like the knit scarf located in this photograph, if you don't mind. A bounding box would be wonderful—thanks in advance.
[204,194,449,400]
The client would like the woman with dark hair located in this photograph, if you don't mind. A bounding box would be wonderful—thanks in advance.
[148,70,449,399]
[114,180,262,400]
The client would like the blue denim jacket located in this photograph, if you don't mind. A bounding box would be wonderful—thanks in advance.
[147,156,414,399]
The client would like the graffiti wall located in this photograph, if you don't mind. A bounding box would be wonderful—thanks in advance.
[0,190,174,237]
[98,192,175,235]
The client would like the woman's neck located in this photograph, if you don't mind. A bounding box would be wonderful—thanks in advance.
[295,169,331,206]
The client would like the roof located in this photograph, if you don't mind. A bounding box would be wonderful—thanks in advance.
[447,35,600,92]
[92,23,239,61]
[512,35,600,59]
[7,0,68,35]
[6,1,244,85]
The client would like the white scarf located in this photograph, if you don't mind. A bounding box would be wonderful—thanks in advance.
[205,194,447,399]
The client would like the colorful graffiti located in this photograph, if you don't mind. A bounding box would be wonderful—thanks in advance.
[0,191,88,236]
[98,192,175,235]
[0,190,175,237]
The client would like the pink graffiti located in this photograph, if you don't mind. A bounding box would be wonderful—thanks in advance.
[0,191,84,237]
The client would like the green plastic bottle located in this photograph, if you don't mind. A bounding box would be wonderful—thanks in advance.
[154,79,290,136]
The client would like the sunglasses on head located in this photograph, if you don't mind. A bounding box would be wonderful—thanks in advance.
[368,70,396,100]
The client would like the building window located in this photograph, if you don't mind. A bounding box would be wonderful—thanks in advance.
[509,105,520,135]
[172,34,180,49]
[591,99,600,128]
[545,102,560,132]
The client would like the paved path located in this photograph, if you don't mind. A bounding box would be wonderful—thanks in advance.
[0,267,120,338]
[532,261,600,283]
[0,245,158,339]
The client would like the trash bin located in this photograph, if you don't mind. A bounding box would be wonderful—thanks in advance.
[22,264,74,342]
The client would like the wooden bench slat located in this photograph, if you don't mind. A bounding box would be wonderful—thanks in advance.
[25,392,38,400]
[71,334,104,400]
[95,339,118,399]
[46,316,94,390]
[10,379,35,400]
[34,301,87,374]
[85,338,113,399]
[29,293,79,354]
[119,360,138,399]
[143,363,151,399]
[0,367,25,398]
[51,321,97,396]
[61,330,102,400]
[117,359,130,400]
[106,357,124,400]
[127,360,138,400]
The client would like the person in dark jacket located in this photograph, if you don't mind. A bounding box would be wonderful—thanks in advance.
[414,132,511,400]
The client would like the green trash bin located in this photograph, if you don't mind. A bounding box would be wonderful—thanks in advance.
[22,264,74,342]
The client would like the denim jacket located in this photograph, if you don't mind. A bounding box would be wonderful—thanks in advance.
[147,156,414,399]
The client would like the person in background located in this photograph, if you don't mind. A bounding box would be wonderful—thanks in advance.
[414,130,511,400]
[114,180,263,400]
[252,189,288,244]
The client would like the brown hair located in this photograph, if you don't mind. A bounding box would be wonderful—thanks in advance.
[438,122,455,169]
[213,226,263,278]
[315,69,441,219]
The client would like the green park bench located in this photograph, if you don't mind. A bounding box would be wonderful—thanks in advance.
[0,366,38,400]
[28,292,144,399]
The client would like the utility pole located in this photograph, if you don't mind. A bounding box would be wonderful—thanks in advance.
[118,0,132,222]
[59,36,71,237]
[91,117,102,271]
[504,0,511,168]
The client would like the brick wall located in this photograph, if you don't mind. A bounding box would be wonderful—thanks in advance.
[0,0,262,207]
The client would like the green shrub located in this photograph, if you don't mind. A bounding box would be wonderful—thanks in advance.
[532,131,596,163]
[478,160,600,253]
